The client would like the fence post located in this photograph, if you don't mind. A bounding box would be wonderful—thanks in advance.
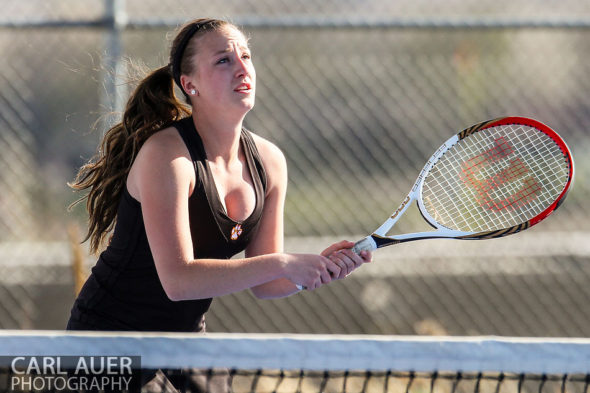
[101,0,128,131]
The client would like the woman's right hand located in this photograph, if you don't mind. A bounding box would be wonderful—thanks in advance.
[281,253,341,290]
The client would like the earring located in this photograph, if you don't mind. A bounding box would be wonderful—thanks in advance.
[190,89,196,95]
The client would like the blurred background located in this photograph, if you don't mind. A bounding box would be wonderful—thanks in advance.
[0,0,588,336]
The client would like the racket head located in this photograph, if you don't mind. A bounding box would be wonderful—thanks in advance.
[416,116,574,239]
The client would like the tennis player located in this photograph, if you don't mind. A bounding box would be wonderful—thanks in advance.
[66,18,371,334]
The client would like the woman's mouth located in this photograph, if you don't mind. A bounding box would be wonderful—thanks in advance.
[234,83,252,93]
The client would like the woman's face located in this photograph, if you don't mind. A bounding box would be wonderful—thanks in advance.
[188,25,256,116]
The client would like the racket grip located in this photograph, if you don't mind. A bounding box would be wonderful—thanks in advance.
[297,238,376,291]
[352,236,377,254]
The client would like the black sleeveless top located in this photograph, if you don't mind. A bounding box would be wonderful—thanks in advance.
[67,117,267,332]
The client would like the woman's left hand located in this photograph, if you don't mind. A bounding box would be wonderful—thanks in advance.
[320,240,372,280]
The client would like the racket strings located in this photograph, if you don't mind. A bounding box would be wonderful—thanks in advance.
[422,124,570,232]
[467,127,556,227]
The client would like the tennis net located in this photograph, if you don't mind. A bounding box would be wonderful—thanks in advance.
[1,330,589,393]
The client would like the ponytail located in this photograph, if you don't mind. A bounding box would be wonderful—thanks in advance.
[69,65,190,253]
[70,18,233,253]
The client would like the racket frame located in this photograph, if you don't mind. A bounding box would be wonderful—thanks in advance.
[353,117,574,254]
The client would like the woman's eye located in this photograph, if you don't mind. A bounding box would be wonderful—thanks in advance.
[217,57,229,64]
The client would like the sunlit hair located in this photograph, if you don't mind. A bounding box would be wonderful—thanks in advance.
[69,18,234,253]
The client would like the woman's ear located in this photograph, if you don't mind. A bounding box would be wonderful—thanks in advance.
[180,75,198,96]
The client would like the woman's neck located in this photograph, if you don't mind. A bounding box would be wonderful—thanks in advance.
[192,113,244,164]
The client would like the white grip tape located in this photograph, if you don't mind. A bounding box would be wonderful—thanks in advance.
[296,236,376,290]
[352,236,377,254]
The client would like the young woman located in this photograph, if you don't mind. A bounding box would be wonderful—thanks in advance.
[67,18,371,333]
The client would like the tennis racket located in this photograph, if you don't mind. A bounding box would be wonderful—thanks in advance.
[351,116,574,254]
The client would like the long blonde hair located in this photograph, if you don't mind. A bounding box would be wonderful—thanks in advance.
[70,18,232,253]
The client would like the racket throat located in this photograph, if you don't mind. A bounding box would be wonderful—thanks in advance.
[352,235,401,253]
[372,235,403,248]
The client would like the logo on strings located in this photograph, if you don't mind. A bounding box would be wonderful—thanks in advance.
[460,137,541,211]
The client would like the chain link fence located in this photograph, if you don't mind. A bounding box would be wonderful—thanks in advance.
[0,0,589,335]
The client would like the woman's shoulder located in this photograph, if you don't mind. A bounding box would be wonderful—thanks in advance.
[142,126,186,153]
[247,132,286,168]
[135,126,194,173]
[247,131,288,192]
[133,127,194,170]
[127,127,195,199]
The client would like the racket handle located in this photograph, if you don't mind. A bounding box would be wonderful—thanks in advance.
[296,238,376,290]
[352,236,377,254]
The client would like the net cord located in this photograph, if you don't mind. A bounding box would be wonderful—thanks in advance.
[1,331,589,373]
